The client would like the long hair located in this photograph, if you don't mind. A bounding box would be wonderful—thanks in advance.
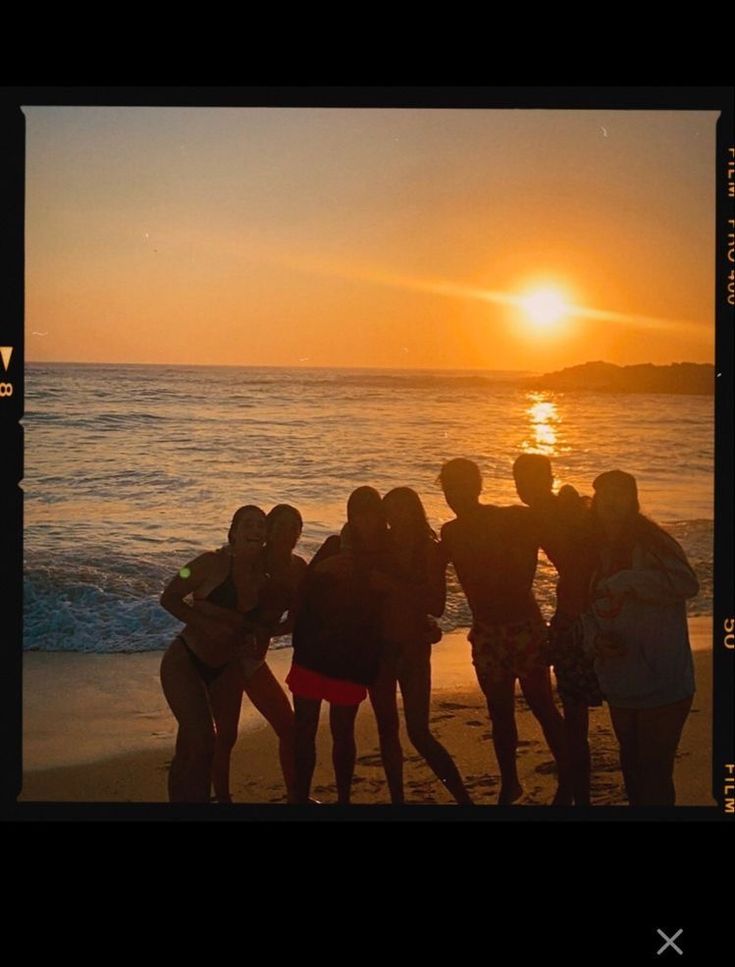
[265,503,303,576]
[590,494,689,565]
[346,486,388,562]
[633,514,690,564]
[383,486,437,575]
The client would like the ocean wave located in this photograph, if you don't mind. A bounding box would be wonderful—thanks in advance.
[24,577,178,653]
[23,520,712,653]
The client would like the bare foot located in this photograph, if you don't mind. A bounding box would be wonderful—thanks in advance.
[498,781,524,805]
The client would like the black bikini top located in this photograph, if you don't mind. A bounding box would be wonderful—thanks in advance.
[206,558,238,610]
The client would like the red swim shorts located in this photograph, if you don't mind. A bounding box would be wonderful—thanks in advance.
[286,663,368,706]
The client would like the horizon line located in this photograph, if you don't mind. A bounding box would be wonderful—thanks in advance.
[24,358,714,373]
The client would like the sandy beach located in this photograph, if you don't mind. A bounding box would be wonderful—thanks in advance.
[18,617,714,809]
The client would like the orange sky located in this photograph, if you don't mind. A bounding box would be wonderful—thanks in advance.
[24,107,717,371]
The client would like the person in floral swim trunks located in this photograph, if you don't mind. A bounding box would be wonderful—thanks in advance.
[439,458,572,805]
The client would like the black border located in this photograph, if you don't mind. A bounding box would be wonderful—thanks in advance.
[1,85,733,823]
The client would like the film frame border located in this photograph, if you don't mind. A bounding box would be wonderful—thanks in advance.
[0,84,732,821]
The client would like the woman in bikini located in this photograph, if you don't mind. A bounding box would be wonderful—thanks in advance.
[219,504,309,803]
[160,504,267,802]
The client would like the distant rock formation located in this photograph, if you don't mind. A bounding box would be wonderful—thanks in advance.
[528,361,714,395]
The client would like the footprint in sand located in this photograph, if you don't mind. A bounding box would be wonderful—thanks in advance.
[430,714,454,723]
[467,777,499,788]
[356,754,383,767]
[465,720,484,727]
[593,780,622,794]
[534,761,558,775]
[593,753,620,773]
[439,701,476,711]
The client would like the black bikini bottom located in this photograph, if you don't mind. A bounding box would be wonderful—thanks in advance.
[177,636,228,687]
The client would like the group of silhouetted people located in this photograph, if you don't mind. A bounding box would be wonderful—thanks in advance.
[160,455,699,808]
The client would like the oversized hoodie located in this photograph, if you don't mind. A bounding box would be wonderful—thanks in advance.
[582,530,699,709]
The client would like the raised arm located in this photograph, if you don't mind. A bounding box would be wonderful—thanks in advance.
[160,552,249,641]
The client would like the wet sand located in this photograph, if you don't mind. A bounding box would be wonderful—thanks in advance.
[19,617,714,808]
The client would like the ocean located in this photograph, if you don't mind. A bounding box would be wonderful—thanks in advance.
[22,363,714,652]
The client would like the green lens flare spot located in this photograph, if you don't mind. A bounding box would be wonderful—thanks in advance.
[179,566,191,579]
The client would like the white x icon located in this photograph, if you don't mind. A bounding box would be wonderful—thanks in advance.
[657,928,684,956]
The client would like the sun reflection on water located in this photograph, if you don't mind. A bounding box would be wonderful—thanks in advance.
[523,392,559,455]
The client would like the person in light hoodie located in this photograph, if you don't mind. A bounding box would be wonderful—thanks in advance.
[583,470,699,807]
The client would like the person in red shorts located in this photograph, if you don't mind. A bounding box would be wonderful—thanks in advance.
[287,486,391,804]
[439,458,572,805]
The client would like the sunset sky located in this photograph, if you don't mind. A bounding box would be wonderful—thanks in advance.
[24,106,717,371]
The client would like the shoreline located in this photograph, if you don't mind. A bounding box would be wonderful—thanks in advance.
[20,617,715,807]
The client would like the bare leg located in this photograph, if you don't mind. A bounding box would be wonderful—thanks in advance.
[561,700,591,806]
[520,667,573,805]
[208,661,245,802]
[399,645,472,804]
[293,696,321,804]
[329,703,359,804]
[636,697,692,806]
[368,660,404,804]
[244,662,297,802]
[478,674,523,804]
[160,639,216,803]
[609,706,640,806]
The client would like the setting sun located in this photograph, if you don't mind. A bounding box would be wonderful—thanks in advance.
[519,287,570,331]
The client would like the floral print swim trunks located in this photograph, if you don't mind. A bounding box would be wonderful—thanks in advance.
[548,613,604,707]
[469,610,550,686]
